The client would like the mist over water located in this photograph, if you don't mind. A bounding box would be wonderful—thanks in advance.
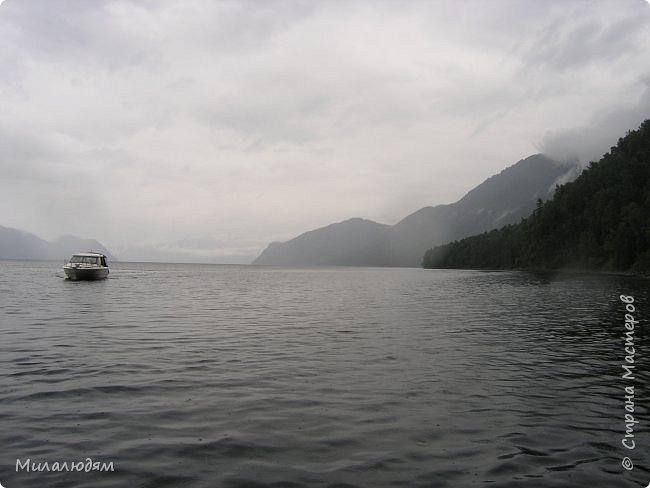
[0,261,648,487]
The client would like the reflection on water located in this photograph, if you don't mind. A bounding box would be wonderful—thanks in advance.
[0,261,648,487]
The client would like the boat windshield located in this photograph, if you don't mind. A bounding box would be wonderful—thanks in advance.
[70,255,101,265]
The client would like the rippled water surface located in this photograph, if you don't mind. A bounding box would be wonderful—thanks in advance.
[1,260,648,487]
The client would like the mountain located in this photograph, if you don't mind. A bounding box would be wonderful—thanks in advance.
[253,154,579,267]
[253,218,390,266]
[370,154,579,266]
[0,226,116,261]
[423,120,650,273]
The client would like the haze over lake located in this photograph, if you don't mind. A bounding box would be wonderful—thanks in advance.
[1,261,647,487]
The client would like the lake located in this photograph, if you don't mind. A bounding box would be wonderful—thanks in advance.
[0,260,648,487]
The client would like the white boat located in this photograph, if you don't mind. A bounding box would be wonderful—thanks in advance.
[63,252,109,281]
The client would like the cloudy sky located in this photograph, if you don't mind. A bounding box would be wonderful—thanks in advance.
[1,0,649,262]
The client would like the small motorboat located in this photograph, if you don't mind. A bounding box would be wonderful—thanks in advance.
[63,252,109,281]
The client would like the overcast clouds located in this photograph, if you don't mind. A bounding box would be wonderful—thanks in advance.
[1,0,649,262]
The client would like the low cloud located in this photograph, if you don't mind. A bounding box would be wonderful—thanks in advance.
[538,80,650,165]
[1,0,649,262]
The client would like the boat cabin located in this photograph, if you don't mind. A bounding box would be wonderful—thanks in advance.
[69,253,108,267]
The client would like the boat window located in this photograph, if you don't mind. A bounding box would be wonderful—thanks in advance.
[70,255,100,264]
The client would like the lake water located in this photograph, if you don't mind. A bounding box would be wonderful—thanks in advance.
[0,260,648,487]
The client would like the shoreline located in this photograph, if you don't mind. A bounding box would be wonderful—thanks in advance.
[422,265,650,279]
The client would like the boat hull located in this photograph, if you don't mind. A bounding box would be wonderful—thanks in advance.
[63,266,109,281]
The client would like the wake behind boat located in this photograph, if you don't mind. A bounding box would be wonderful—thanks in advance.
[63,252,109,281]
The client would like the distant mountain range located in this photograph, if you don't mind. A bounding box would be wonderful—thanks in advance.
[423,120,650,273]
[253,218,391,266]
[253,154,580,267]
[0,226,116,261]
